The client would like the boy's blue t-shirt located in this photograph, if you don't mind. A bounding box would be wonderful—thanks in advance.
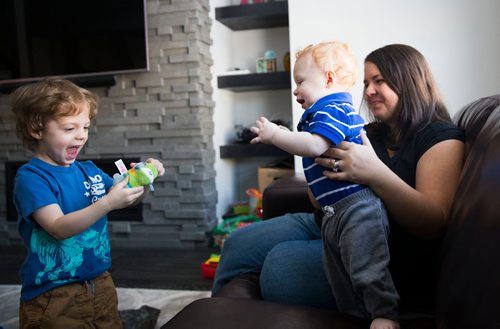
[14,157,114,301]
[298,92,367,206]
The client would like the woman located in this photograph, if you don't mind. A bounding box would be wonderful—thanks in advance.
[212,44,465,317]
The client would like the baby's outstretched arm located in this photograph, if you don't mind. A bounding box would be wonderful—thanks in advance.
[250,116,330,157]
[250,117,283,144]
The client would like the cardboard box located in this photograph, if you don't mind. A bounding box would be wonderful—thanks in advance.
[258,165,295,192]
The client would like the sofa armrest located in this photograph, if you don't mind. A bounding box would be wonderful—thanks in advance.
[162,296,369,329]
[262,174,315,220]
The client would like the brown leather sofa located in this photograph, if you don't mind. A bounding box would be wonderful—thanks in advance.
[162,95,500,329]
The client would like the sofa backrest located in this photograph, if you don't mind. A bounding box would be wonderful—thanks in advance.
[436,95,500,329]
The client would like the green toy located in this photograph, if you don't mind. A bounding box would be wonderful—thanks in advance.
[113,161,158,191]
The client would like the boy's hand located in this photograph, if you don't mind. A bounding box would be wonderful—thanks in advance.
[103,176,144,211]
[131,158,165,177]
[144,158,165,177]
[250,117,280,144]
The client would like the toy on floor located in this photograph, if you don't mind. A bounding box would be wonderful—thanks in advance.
[113,159,158,191]
[201,254,220,279]
[212,215,262,249]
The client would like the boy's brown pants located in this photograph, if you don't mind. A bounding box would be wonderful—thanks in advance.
[19,271,122,329]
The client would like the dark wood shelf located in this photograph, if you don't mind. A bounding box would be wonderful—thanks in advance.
[220,144,292,159]
[217,71,290,91]
[215,1,288,31]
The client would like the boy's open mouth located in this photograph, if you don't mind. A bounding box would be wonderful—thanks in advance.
[67,146,80,159]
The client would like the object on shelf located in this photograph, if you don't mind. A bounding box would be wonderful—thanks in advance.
[223,68,252,75]
[201,254,220,279]
[235,126,257,144]
[283,51,290,71]
[256,50,277,73]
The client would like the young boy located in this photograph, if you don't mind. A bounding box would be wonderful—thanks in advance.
[250,41,400,329]
[10,79,165,328]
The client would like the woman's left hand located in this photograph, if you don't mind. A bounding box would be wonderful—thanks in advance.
[315,132,384,185]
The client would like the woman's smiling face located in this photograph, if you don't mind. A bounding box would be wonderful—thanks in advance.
[363,61,399,127]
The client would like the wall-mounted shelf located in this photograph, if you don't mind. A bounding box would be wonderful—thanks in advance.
[220,144,292,159]
[218,71,291,92]
[215,1,288,31]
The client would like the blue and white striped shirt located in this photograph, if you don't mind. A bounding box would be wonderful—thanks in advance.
[298,92,367,206]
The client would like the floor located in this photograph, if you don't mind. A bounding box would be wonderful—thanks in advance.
[0,244,218,328]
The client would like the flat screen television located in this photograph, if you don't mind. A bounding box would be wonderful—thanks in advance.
[0,0,149,89]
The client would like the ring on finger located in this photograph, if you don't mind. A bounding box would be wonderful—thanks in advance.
[332,159,340,173]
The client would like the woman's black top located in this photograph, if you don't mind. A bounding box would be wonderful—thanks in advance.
[367,122,465,314]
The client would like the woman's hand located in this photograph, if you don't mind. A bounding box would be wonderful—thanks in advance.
[315,132,385,186]
[317,131,464,238]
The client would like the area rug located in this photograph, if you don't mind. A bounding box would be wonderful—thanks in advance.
[0,284,210,329]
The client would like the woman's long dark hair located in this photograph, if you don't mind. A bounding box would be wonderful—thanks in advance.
[364,44,452,148]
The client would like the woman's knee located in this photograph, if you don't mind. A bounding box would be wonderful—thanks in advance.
[221,223,254,252]
[260,240,336,307]
[260,240,322,290]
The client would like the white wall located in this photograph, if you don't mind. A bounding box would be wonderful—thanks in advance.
[288,0,500,121]
[211,0,500,219]
[210,0,291,219]
[288,0,500,170]
[210,0,234,220]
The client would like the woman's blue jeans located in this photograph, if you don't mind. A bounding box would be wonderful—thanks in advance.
[212,212,337,308]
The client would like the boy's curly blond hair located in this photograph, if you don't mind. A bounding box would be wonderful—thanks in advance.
[296,41,358,88]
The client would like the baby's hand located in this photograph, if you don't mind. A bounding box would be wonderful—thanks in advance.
[250,117,280,144]
[103,176,145,211]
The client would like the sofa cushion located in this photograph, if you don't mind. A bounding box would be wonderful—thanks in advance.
[162,297,369,329]
[436,95,500,329]
[262,174,314,219]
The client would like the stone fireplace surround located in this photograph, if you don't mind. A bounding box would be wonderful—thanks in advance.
[0,0,217,249]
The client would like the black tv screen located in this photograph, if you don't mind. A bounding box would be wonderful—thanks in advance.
[0,0,149,86]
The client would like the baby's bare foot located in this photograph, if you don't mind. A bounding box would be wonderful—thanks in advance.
[370,317,400,329]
